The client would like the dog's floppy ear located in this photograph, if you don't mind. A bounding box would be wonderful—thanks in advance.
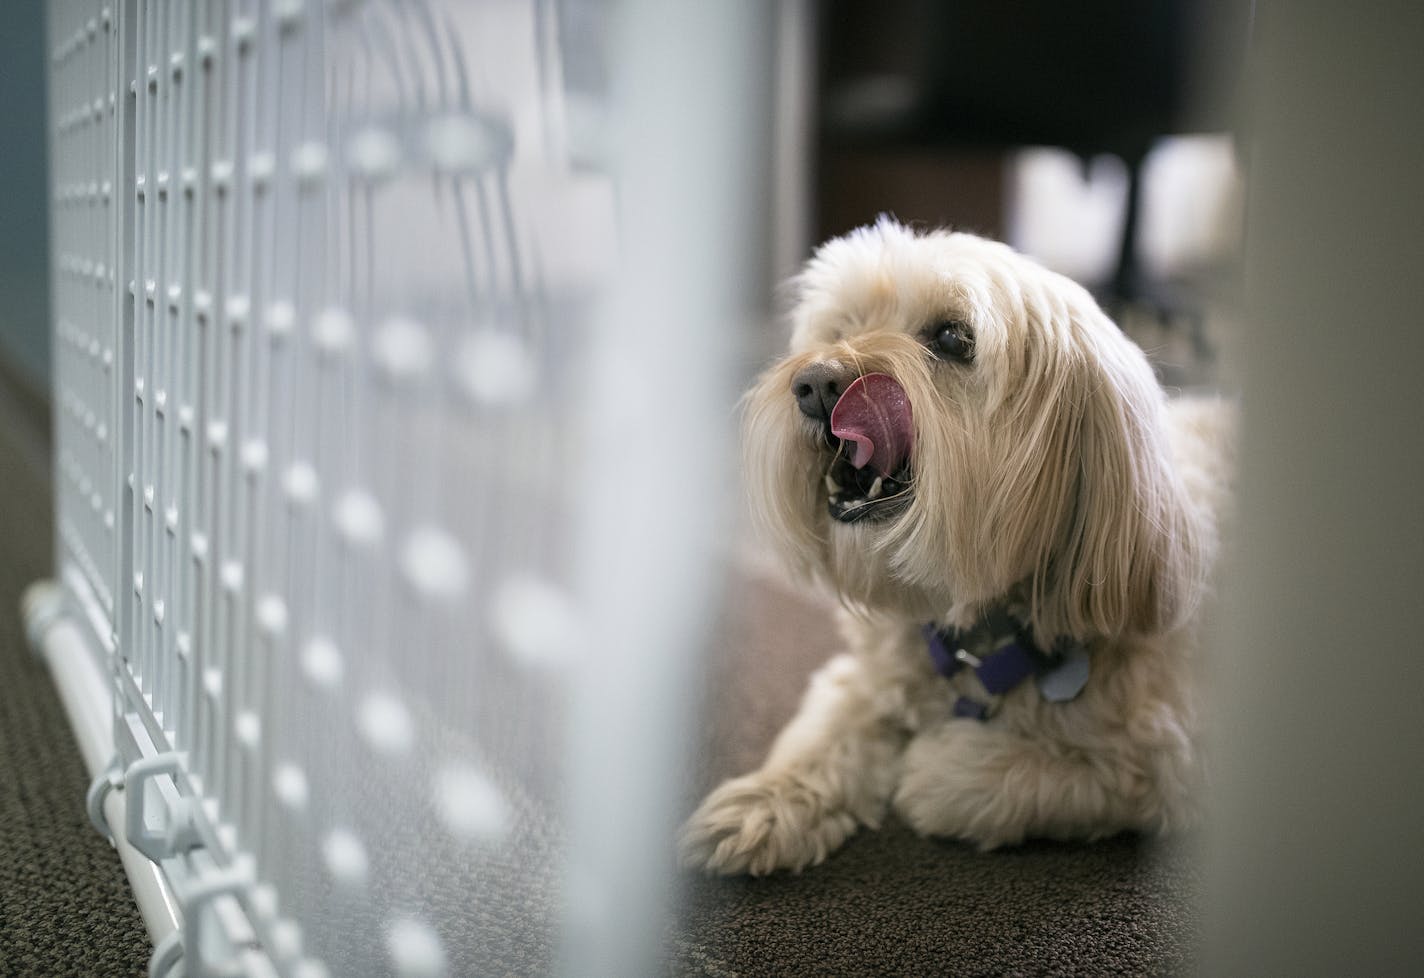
[1029,320,1204,642]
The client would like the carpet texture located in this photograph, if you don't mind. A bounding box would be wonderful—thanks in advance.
[0,372,152,978]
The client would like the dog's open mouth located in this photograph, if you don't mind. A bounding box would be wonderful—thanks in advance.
[824,372,914,524]
[825,451,912,523]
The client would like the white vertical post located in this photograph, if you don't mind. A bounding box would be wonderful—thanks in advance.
[772,0,816,286]
[562,3,771,977]
[1203,4,1424,975]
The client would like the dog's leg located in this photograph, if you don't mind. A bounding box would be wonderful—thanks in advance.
[679,651,908,875]
[892,719,1186,849]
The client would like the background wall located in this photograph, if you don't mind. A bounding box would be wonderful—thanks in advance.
[0,0,53,387]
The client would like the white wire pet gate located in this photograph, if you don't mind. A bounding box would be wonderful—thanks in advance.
[37,1,765,975]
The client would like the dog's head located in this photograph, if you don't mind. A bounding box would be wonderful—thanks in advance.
[744,219,1202,640]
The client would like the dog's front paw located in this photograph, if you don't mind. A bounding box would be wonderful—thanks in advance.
[678,771,859,876]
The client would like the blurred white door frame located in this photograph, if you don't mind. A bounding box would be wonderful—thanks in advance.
[1203,3,1424,974]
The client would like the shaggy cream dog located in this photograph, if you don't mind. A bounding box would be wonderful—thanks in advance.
[680,218,1233,875]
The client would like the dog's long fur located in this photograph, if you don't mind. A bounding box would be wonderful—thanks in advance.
[681,219,1233,875]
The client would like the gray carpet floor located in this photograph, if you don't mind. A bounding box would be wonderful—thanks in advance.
[0,371,151,977]
[0,358,1200,977]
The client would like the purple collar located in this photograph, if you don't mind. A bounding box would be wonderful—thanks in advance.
[922,614,1090,720]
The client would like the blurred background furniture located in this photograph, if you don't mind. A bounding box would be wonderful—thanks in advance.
[815,0,1248,341]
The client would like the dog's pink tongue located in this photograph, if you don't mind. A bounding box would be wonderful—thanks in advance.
[829,373,913,476]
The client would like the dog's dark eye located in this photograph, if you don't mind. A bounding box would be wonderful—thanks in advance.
[927,320,974,362]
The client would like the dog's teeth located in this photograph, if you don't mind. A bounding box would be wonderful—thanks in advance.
[825,474,842,494]
[867,476,883,500]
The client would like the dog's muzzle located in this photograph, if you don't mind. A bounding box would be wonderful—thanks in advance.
[791,364,914,524]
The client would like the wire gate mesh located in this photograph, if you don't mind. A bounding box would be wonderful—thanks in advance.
[39,1,716,975]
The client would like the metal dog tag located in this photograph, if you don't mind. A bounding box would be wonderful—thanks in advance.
[1035,645,1091,702]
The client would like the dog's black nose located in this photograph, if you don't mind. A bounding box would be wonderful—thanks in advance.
[791,361,856,424]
